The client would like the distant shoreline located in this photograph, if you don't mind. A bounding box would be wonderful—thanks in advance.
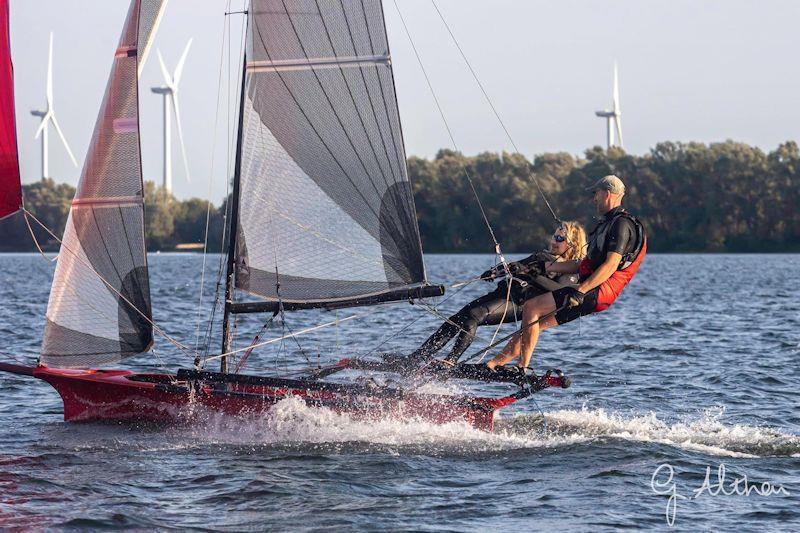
[4,142,800,255]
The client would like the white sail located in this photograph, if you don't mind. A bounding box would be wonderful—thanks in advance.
[234,0,426,305]
[41,0,166,368]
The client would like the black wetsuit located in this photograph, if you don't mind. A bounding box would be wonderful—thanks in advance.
[409,252,577,364]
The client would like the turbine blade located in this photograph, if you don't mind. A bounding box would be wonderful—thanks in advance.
[614,115,624,149]
[157,49,173,88]
[50,113,78,167]
[46,33,54,106]
[34,113,51,139]
[173,38,193,86]
[613,62,620,113]
[171,95,191,183]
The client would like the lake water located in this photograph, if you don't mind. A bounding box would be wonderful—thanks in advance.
[0,253,798,530]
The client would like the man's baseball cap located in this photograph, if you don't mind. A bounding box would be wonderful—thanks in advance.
[586,174,625,195]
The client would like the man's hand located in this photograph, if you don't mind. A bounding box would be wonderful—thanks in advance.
[563,287,585,309]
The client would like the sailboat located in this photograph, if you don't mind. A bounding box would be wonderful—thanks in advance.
[0,0,570,431]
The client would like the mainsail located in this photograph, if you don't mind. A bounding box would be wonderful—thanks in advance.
[40,0,164,368]
[232,0,426,306]
[0,0,21,220]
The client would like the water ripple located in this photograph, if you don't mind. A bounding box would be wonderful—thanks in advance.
[0,253,798,530]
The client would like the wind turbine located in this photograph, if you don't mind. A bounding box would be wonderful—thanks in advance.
[30,33,77,180]
[151,39,192,195]
[594,62,624,150]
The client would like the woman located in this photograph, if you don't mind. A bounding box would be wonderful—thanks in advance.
[398,221,587,366]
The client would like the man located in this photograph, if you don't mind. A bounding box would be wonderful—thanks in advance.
[486,174,647,371]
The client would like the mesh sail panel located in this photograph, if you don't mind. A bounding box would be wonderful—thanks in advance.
[40,0,162,368]
[235,0,425,304]
[0,0,21,220]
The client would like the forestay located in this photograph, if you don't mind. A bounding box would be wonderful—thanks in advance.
[40,0,165,368]
[234,0,426,305]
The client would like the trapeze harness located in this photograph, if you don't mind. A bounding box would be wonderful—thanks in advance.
[578,208,647,312]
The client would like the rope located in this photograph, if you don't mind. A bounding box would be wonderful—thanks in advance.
[22,211,58,262]
[233,310,278,373]
[428,0,561,223]
[203,312,365,363]
[485,276,514,361]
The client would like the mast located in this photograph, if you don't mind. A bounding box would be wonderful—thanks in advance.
[220,35,249,373]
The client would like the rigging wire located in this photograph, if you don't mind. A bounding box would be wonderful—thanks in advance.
[0,351,36,366]
[199,6,248,366]
[391,0,504,256]
[428,0,560,223]
[531,395,548,433]
[194,0,233,353]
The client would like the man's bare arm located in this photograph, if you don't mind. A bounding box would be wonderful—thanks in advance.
[545,259,581,274]
[577,252,622,293]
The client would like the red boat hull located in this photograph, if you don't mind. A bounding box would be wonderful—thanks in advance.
[30,366,505,431]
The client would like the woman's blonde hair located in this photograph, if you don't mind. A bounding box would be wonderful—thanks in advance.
[558,221,587,261]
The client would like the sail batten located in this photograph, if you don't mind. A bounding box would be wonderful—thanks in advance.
[247,54,390,72]
[234,0,426,305]
[40,0,164,369]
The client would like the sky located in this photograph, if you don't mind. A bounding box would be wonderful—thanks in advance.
[10,0,800,202]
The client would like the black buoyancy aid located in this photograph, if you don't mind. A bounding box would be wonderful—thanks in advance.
[585,208,646,271]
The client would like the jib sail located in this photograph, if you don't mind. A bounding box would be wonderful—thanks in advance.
[40,0,165,368]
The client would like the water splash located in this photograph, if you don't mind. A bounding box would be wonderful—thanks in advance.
[148,399,800,459]
[177,397,586,453]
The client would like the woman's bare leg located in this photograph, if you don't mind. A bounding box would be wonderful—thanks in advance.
[519,315,557,369]
[487,293,558,369]
[517,293,557,369]
[487,332,521,369]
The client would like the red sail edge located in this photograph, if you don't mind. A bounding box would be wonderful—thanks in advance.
[0,0,21,220]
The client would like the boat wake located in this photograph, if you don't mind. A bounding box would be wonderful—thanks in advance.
[497,405,800,458]
[174,398,800,458]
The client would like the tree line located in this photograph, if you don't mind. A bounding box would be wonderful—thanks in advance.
[2,140,798,254]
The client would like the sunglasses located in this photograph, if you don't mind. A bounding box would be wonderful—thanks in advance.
[552,235,567,243]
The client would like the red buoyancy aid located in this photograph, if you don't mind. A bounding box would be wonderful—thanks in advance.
[593,237,646,311]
